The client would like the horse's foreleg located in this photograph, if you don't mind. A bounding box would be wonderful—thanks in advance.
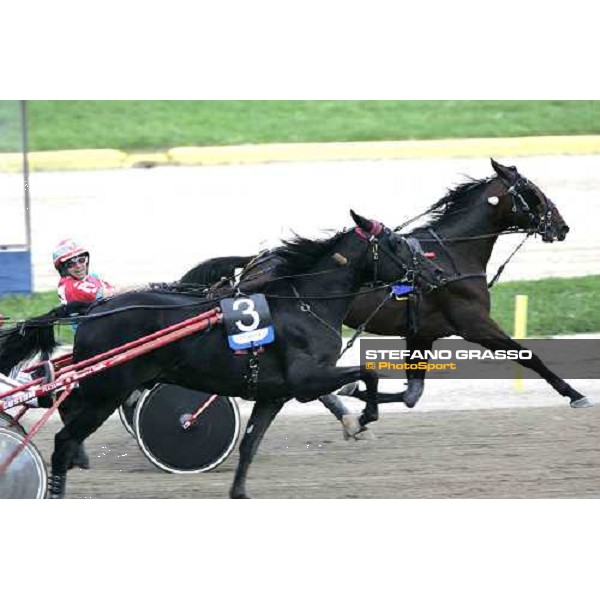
[400,337,432,408]
[288,364,379,433]
[319,393,351,421]
[462,319,593,408]
[230,399,284,499]
[319,393,367,439]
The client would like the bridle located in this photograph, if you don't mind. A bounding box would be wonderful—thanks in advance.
[354,220,385,286]
[505,177,554,238]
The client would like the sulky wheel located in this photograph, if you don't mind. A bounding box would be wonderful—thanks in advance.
[118,389,144,437]
[0,413,27,436]
[0,428,47,499]
[134,384,241,474]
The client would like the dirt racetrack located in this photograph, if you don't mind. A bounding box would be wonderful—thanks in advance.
[29,405,600,499]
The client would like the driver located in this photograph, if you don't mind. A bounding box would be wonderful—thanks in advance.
[53,239,115,304]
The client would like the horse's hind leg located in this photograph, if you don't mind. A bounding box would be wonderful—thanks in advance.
[48,395,122,499]
[58,394,90,469]
[230,399,284,499]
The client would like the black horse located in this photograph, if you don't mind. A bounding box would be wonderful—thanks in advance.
[338,159,593,412]
[0,211,441,499]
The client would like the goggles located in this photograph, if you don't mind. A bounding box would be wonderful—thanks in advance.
[65,255,88,268]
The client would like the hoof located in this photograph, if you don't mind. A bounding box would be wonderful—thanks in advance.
[230,489,251,499]
[354,428,377,441]
[70,445,91,470]
[338,382,359,397]
[570,397,595,408]
[341,415,375,440]
[341,414,362,439]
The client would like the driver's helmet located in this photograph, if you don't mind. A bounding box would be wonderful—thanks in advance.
[53,239,89,276]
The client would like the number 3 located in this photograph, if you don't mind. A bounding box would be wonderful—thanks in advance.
[233,298,260,332]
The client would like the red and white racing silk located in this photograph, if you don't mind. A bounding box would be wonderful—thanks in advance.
[58,273,115,304]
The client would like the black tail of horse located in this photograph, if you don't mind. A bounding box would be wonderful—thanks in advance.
[180,256,254,285]
[0,301,91,373]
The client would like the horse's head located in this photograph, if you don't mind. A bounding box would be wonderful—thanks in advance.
[490,158,569,242]
[349,210,443,291]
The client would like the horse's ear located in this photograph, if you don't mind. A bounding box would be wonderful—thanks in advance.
[350,209,373,231]
[490,158,519,182]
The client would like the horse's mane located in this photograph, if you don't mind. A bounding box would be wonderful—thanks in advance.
[175,231,346,286]
[180,256,253,285]
[411,176,494,233]
[271,230,345,277]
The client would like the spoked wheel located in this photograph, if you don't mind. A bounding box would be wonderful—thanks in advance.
[134,384,241,474]
[0,413,27,436]
[0,428,47,499]
[118,389,144,437]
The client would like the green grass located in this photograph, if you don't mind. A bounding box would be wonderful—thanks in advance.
[489,276,600,337]
[0,291,59,322]
[2,275,600,339]
[0,291,75,344]
[0,101,599,152]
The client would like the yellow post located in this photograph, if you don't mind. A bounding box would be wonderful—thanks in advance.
[514,294,528,391]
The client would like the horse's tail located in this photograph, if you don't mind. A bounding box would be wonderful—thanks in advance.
[180,255,254,285]
[0,301,91,373]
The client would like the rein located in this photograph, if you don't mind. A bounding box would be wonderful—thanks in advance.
[338,290,393,358]
[263,282,393,301]
[414,228,535,243]
[0,295,232,331]
[290,284,343,342]
[486,232,532,289]
[418,229,532,289]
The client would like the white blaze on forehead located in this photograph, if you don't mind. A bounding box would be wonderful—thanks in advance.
[487,196,499,206]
